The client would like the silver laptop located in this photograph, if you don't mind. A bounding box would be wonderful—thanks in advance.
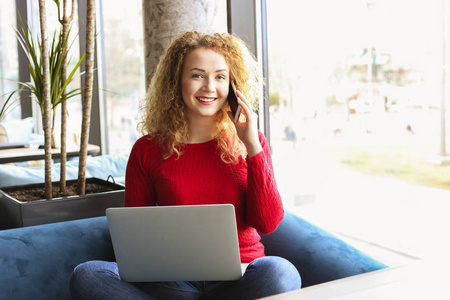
[106,204,243,282]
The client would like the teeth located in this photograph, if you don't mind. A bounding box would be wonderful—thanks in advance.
[197,97,215,102]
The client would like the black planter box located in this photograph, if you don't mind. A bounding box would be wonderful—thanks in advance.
[0,177,124,229]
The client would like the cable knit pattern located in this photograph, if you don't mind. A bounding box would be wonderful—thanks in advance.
[125,131,284,263]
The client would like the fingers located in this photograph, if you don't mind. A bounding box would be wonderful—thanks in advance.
[231,90,262,156]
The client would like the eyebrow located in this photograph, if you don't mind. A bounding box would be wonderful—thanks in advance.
[190,68,228,73]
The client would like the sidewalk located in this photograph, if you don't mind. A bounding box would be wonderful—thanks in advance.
[272,140,450,267]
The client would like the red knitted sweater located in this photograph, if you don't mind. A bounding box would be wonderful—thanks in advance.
[124,131,284,263]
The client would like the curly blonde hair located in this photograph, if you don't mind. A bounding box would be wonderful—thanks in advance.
[138,31,261,164]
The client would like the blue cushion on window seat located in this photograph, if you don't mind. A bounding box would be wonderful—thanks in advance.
[0,154,128,188]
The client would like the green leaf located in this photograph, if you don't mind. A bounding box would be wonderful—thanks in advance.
[0,90,21,122]
[12,15,86,123]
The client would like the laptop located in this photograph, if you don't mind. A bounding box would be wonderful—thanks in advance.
[106,204,243,282]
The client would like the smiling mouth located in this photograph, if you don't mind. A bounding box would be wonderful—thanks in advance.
[196,97,217,104]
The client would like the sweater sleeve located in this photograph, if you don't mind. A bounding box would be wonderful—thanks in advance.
[124,136,157,207]
[245,131,284,234]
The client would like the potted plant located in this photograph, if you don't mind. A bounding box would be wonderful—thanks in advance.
[0,0,124,230]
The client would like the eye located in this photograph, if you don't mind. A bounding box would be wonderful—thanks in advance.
[192,74,203,79]
[217,74,226,80]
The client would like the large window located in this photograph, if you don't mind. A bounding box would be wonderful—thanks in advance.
[267,0,450,265]
[1,0,83,147]
[1,0,144,152]
[0,1,20,121]
[100,0,144,154]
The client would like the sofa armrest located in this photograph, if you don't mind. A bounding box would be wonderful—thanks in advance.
[260,211,388,288]
[0,216,114,300]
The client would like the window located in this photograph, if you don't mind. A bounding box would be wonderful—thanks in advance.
[28,0,83,146]
[100,0,144,154]
[2,0,144,152]
[267,0,449,265]
[0,0,20,121]
[0,0,83,146]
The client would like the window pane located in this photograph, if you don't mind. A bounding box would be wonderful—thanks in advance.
[267,0,449,266]
[102,0,144,154]
[0,0,20,121]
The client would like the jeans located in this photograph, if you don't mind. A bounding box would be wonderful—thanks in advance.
[70,256,301,300]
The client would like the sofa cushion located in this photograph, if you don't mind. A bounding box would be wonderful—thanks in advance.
[0,125,7,143]
[0,117,35,143]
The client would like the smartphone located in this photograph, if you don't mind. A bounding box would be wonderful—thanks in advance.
[228,81,242,123]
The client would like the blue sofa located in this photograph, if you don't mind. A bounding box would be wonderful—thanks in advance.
[0,211,387,300]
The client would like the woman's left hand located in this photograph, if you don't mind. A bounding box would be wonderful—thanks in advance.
[228,90,263,157]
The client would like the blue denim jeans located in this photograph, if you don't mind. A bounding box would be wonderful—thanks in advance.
[70,256,301,299]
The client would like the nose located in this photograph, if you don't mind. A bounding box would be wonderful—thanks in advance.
[202,77,216,93]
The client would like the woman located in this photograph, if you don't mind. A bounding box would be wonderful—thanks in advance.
[70,31,301,300]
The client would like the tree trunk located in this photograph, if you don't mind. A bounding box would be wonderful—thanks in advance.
[78,0,96,196]
[60,66,68,192]
[39,0,52,199]
[58,0,76,194]
[142,0,227,89]
[51,108,57,148]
